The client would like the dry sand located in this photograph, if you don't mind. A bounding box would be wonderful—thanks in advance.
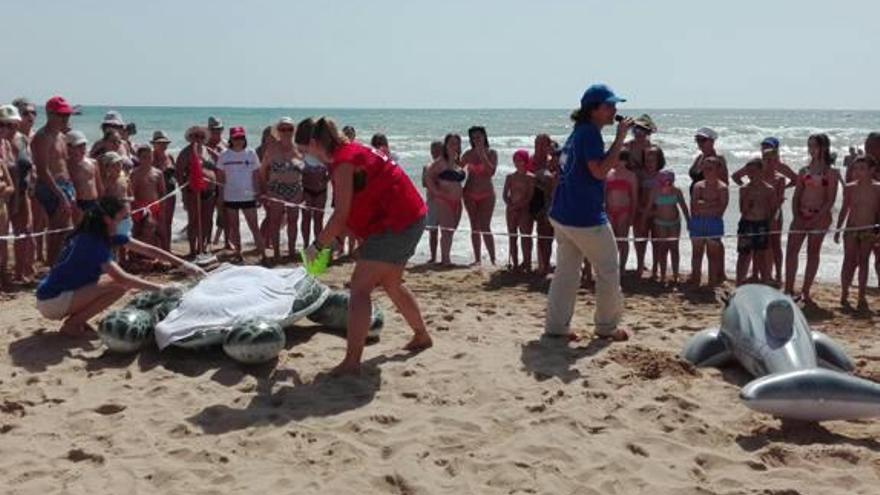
[1,260,879,494]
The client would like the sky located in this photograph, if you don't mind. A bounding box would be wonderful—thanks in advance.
[2,0,878,109]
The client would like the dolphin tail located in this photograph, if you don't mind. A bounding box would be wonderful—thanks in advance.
[681,327,732,368]
[812,330,856,372]
[740,369,880,421]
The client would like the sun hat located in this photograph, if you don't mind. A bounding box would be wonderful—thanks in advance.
[185,126,208,142]
[150,130,172,144]
[0,104,22,123]
[99,151,124,166]
[633,114,658,133]
[45,96,74,115]
[271,116,296,140]
[65,130,88,147]
[102,110,125,128]
[695,127,718,141]
[208,116,224,130]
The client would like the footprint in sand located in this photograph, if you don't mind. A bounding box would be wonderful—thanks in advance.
[66,448,105,464]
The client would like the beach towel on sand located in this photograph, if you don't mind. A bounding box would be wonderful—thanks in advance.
[155,264,329,349]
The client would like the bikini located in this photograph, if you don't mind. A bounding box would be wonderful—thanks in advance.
[464,162,494,203]
[605,178,632,224]
[653,193,680,228]
[798,170,830,220]
[437,168,465,213]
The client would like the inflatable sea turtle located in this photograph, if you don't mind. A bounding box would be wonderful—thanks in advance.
[98,271,383,364]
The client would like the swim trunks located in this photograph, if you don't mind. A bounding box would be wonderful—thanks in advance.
[737,219,770,254]
[35,179,75,217]
[76,199,99,213]
[688,216,724,240]
[132,201,162,222]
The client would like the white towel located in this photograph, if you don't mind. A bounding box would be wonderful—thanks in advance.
[155,264,323,349]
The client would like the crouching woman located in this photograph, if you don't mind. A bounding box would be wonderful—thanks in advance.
[35,196,205,336]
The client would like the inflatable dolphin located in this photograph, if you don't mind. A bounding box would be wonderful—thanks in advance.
[682,284,880,421]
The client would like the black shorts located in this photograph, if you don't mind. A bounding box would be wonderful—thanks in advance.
[737,219,770,254]
[224,200,257,210]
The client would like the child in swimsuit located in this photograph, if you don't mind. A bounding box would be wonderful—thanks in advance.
[688,156,729,287]
[647,170,689,284]
[503,149,535,271]
[635,146,663,278]
[66,131,103,225]
[834,155,880,310]
[784,133,840,301]
[735,158,777,286]
[605,150,638,275]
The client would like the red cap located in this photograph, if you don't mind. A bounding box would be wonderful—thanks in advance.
[45,96,74,115]
[229,126,246,139]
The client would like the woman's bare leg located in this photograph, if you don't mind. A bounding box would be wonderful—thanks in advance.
[60,279,128,335]
[784,230,806,295]
[242,208,266,259]
[333,260,387,375]
[286,206,300,259]
[381,264,432,350]
[464,198,481,264]
[479,194,496,265]
[840,235,857,304]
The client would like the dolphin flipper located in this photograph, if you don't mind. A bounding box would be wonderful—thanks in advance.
[682,327,732,367]
[813,331,856,372]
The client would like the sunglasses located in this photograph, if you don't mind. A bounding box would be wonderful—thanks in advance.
[22,110,37,117]
[0,122,16,129]
[278,127,294,133]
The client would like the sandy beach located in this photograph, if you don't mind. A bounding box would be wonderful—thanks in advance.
[1,259,879,494]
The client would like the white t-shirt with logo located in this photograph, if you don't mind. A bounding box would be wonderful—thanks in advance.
[217,148,261,202]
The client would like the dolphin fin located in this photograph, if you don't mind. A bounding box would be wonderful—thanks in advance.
[681,327,732,367]
[812,331,856,372]
[741,369,880,421]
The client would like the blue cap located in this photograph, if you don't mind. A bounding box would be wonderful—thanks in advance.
[580,84,626,107]
[761,137,780,149]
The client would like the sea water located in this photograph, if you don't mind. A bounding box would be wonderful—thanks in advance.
[67,107,880,283]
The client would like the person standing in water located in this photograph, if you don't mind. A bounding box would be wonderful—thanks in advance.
[544,84,633,342]
[784,134,840,302]
[461,126,497,265]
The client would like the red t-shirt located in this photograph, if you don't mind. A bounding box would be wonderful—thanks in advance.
[329,142,426,238]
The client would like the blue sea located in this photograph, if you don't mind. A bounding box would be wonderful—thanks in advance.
[66,107,880,282]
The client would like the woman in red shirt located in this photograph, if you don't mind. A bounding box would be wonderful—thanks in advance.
[298,117,433,375]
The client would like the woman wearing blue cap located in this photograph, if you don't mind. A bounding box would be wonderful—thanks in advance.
[544,84,633,342]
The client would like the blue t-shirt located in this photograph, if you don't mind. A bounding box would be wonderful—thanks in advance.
[549,122,608,227]
[36,233,129,300]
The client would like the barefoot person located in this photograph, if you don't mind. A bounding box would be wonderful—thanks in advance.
[604,150,638,274]
[65,130,103,224]
[302,117,432,375]
[0,105,18,289]
[10,99,37,281]
[35,196,204,336]
[634,145,664,278]
[462,126,497,265]
[732,137,797,284]
[216,126,266,263]
[32,96,76,265]
[784,134,840,302]
[545,84,633,342]
[834,156,880,310]
[425,134,465,266]
[503,149,535,271]
[862,132,880,287]
[260,117,304,262]
[176,126,216,257]
[422,141,444,263]
[735,158,777,285]
[688,157,729,287]
[645,170,689,284]
[151,131,176,251]
[530,134,556,276]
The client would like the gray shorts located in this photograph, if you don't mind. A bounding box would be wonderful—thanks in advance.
[359,216,426,265]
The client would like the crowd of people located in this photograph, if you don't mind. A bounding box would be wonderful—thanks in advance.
[3,95,880,311]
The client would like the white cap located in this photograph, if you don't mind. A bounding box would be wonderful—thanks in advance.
[695,127,718,141]
[65,130,88,146]
[0,104,22,124]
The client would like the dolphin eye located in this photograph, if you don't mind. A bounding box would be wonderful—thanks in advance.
[765,300,793,340]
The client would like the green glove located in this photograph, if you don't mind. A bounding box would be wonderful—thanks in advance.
[302,245,332,276]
